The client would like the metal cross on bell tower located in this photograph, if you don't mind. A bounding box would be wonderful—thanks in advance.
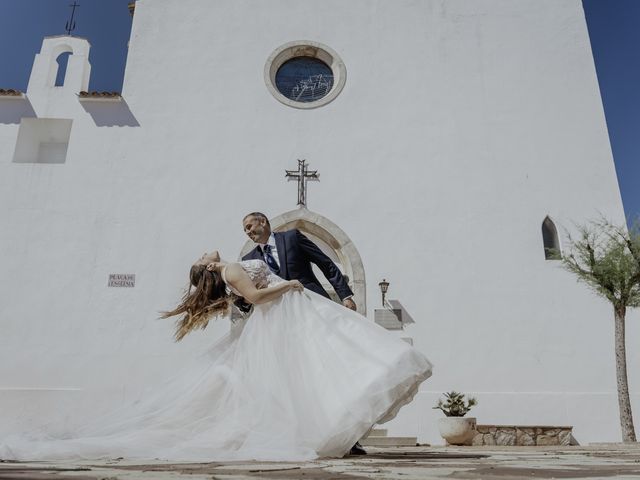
[65,1,80,36]
[285,159,319,207]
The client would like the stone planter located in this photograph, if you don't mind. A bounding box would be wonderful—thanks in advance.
[438,417,477,445]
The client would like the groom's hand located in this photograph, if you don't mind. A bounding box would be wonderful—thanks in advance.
[234,297,253,313]
[342,298,357,311]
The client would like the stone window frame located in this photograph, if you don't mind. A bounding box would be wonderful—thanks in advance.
[264,40,347,110]
[239,208,366,314]
[54,51,73,87]
[542,216,562,260]
[12,118,74,164]
[49,43,74,88]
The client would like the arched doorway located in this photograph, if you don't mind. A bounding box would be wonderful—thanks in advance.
[239,208,367,314]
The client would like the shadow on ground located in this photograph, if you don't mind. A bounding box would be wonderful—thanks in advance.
[365,451,489,460]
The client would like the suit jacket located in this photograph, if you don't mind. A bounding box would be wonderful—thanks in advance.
[242,229,353,300]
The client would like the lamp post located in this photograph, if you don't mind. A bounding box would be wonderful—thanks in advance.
[378,278,390,307]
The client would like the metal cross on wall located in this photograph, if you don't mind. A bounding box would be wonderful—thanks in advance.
[285,159,319,207]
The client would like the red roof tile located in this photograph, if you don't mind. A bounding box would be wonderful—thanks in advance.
[0,89,23,96]
[78,91,122,98]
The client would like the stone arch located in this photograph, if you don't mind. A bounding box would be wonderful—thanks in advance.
[240,208,367,314]
[51,43,74,59]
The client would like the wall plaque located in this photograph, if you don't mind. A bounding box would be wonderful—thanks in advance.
[108,274,136,287]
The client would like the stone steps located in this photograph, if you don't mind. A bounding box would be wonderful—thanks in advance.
[361,428,417,447]
[361,436,418,447]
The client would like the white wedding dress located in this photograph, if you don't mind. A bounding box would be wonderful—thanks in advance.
[1,260,432,462]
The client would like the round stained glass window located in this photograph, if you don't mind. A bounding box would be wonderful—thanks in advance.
[275,57,335,103]
[265,41,346,109]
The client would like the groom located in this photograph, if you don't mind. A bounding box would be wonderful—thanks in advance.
[241,212,366,456]
[241,212,357,311]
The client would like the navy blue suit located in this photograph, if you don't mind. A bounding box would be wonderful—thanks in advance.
[242,229,353,301]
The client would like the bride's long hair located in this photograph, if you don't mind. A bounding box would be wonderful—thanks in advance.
[161,264,230,341]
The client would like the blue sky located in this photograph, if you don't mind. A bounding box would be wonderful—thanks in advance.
[0,0,637,222]
[583,0,640,225]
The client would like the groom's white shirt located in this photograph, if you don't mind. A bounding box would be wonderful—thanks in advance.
[260,234,280,268]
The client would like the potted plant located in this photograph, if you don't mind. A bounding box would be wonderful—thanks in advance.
[433,391,478,445]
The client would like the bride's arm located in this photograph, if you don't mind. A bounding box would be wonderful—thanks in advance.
[224,263,302,305]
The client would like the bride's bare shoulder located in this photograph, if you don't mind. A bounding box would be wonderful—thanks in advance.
[223,263,246,281]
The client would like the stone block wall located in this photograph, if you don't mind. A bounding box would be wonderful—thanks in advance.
[471,425,574,446]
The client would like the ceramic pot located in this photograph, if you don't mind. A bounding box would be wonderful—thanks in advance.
[437,417,477,445]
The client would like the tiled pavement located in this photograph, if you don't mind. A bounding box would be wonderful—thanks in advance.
[2,444,640,479]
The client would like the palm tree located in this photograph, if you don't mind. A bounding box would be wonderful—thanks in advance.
[560,219,639,442]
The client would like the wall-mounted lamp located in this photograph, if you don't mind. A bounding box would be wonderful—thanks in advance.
[378,278,390,307]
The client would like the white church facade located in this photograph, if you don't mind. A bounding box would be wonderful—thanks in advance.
[0,0,637,446]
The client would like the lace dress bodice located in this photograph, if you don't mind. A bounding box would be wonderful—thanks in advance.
[223,259,283,296]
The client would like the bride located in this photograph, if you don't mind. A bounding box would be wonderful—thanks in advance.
[1,251,432,462]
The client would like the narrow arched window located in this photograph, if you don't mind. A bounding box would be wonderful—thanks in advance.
[542,217,561,260]
[55,52,72,86]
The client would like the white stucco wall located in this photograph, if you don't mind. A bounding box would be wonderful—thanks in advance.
[0,0,636,446]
